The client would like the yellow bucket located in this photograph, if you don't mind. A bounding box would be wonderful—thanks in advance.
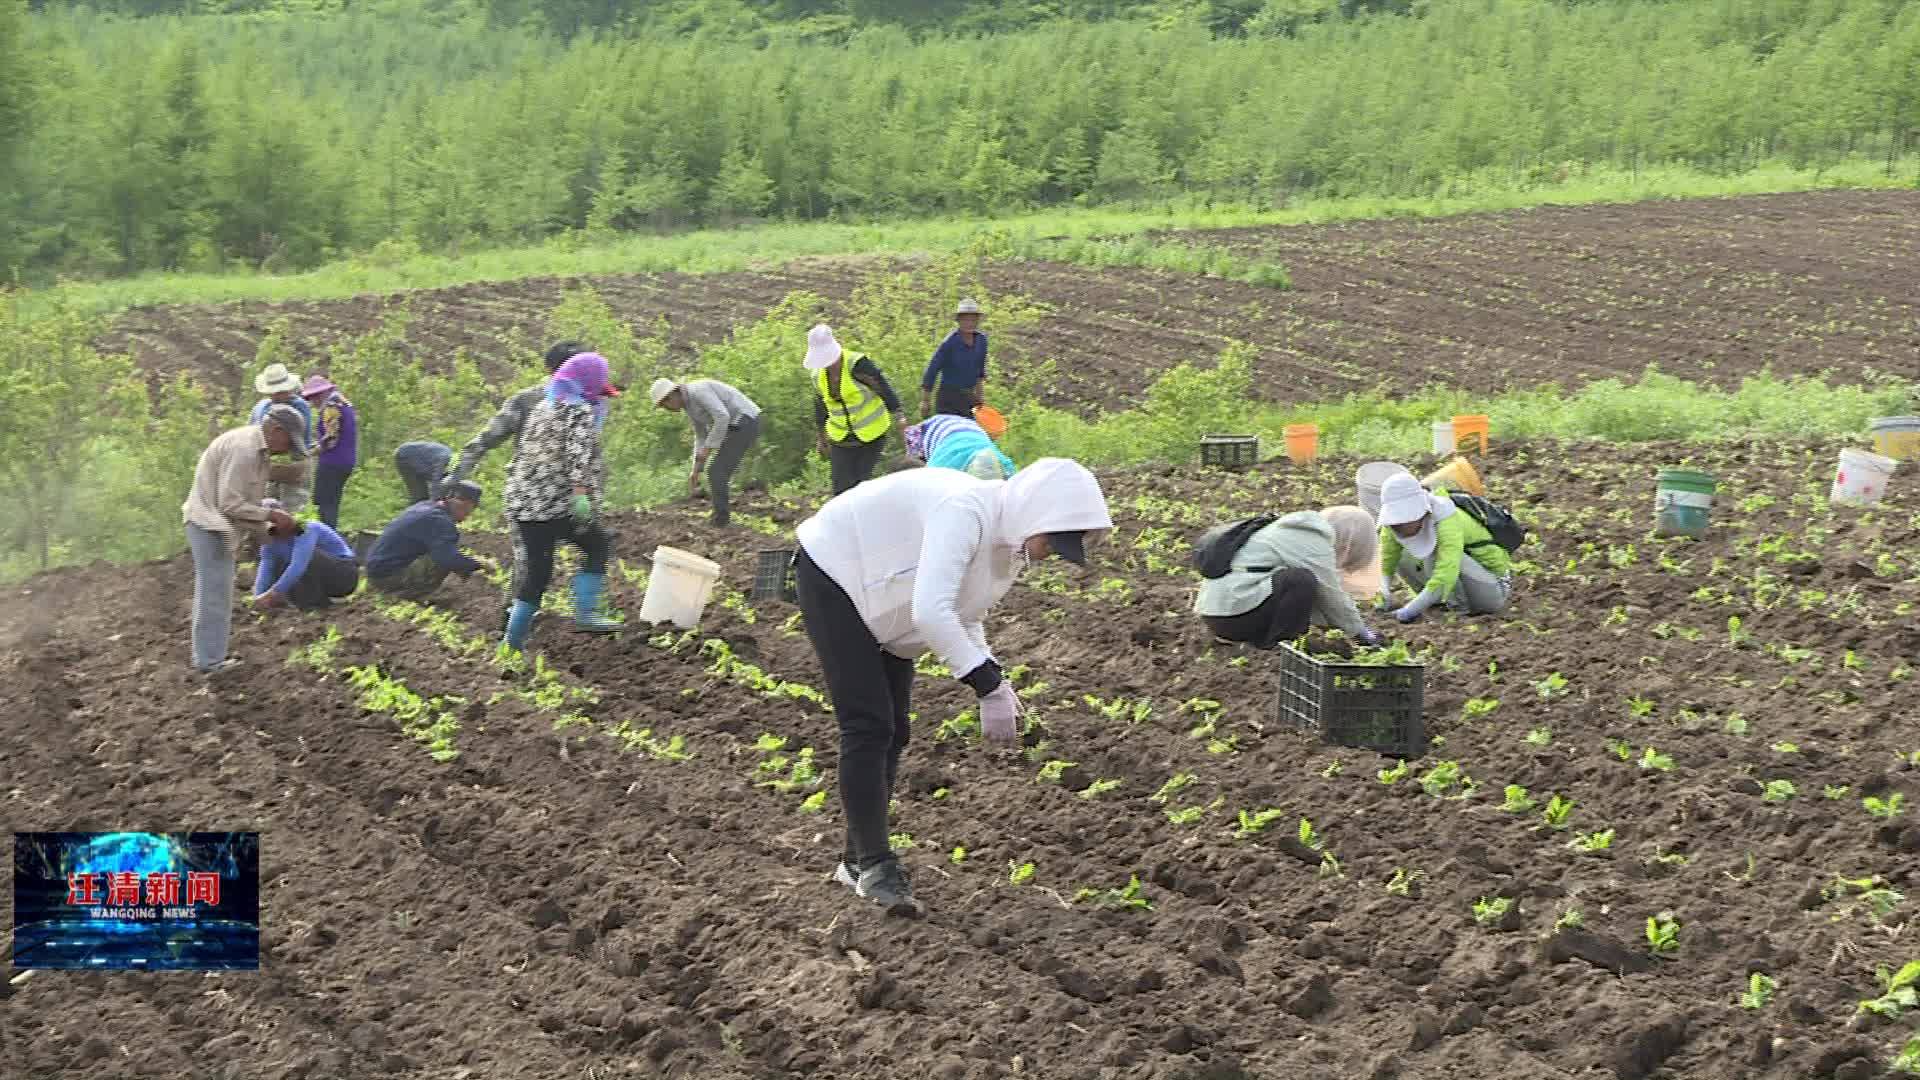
[1451,414,1490,454]
[1423,456,1485,498]
[1870,417,1920,462]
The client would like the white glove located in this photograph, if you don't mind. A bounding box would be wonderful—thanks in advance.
[979,682,1021,747]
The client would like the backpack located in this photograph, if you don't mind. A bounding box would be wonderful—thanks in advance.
[1192,515,1278,579]
[1448,493,1527,553]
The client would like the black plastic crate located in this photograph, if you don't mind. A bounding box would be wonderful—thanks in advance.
[1275,644,1426,759]
[1200,434,1260,469]
[752,549,798,604]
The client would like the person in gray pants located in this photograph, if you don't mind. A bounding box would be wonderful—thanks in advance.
[649,377,762,528]
[394,441,454,503]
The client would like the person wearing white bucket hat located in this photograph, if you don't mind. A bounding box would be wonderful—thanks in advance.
[806,323,906,495]
[650,375,762,527]
[249,362,314,514]
[1376,471,1512,622]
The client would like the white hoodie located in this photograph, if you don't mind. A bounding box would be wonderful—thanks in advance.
[795,458,1113,678]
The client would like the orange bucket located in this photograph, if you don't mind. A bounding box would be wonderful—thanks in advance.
[1451,414,1489,453]
[1284,423,1319,464]
[973,404,1008,439]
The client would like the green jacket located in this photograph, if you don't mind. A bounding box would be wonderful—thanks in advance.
[1380,489,1513,600]
[1192,511,1367,636]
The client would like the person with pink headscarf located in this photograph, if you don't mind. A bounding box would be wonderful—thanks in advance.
[501,352,624,651]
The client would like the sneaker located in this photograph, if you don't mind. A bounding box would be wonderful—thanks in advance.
[197,657,244,678]
[833,858,922,917]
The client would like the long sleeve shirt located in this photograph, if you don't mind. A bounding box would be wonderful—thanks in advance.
[395,441,454,484]
[312,396,357,469]
[254,523,356,596]
[503,398,603,522]
[921,330,988,392]
[681,379,761,466]
[1191,512,1368,637]
[365,502,482,578]
[1380,493,1514,599]
[449,385,544,484]
[181,425,275,556]
[813,356,903,432]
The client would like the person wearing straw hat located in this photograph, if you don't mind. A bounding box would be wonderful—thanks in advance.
[1192,507,1386,648]
[793,458,1114,916]
[903,412,1015,481]
[249,362,314,514]
[649,376,762,528]
[300,374,357,529]
[806,323,906,496]
[921,298,989,420]
[1375,471,1513,621]
[181,404,305,676]
[501,351,624,651]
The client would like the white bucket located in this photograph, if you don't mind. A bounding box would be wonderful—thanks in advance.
[1356,461,1413,516]
[1432,421,1455,455]
[639,546,723,628]
[1831,448,1899,508]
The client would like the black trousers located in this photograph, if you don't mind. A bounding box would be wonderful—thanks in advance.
[289,551,361,609]
[1203,567,1318,648]
[512,516,612,605]
[933,386,978,417]
[795,545,913,868]
[828,437,885,496]
[312,464,352,529]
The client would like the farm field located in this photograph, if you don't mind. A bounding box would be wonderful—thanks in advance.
[96,189,1920,415]
[4,438,1918,1079]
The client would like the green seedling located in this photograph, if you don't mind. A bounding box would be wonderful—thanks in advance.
[1725,713,1750,736]
[1472,897,1514,926]
[1233,807,1287,839]
[1320,759,1344,778]
[799,790,827,813]
[1606,737,1633,761]
[1727,615,1754,649]
[1771,741,1799,754]
[1825,785,1852,800]
[1762,779,1797,803]
[1149,773,1195,805]
[1008,861,1036,886]
[1073,875,1153,911]
[1297,817,1324,851]
[1463,697,1500,720]
[1035,759,1077,784]
[1857,960,1920,1019]
[1385,868,1425,897]
[1541,795,1575,830]
[1646,912,1681,958]
[1740,973,1777,1009]
[1639,747,1675,772]
[1533,672,1569,699]
[1501,785,1536,813]
[1649,849,1690,868]
[1569,828,1615,853]
[1164,805,1206,825]
[1378,760,1411,785]
[1626,695,1656,717]
[888,833,916,852]
[1824,876,1906,924]
[1866,793,1907,819]
[1554,908,1584,930]
[1524,728,1553,747]
[1418,760,1469,798]
[949,846,967,864]
[1078,778,1121,800]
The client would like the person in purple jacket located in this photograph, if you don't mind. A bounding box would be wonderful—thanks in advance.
[302,375,357,529]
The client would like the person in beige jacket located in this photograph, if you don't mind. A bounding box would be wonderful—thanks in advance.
[182,405,303,676]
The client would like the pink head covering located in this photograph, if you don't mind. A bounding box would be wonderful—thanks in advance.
[550,352,613,400]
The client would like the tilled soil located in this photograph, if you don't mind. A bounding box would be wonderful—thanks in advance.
[99,189,1920,416]
[5,438,1919,1079]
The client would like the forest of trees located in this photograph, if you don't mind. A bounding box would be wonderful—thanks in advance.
[0,0,1916,282]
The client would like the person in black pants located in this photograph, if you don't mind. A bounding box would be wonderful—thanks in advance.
[920,298,989,419]
[805,323,905,496]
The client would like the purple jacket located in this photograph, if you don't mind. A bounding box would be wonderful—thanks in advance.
[312,394,358,469]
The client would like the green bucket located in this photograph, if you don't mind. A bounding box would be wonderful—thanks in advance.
[1654,469,1716,539]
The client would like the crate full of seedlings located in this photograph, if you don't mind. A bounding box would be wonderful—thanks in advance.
[1200,434,1260,469]
[1274,641,1426,759]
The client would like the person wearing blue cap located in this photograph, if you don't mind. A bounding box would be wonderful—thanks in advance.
[365,481,496,599]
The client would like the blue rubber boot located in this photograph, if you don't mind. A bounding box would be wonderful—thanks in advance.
[502,600,536,653]
[571,573,622,633]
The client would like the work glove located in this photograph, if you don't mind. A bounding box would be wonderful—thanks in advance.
[570,493,593,521]
[1356,627,1386,647]
[978,682,1021,747]
[1393,588,1442,624]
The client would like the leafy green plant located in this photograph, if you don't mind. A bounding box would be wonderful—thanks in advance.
[1524,727,1553,747]
[1866,793,1907,819]
[1418,760,1470,798]
[1036,759,1078,784]
[1463,697,1500,720]
[1008,861,1036,886]
[1639,746,1675,772]
[1568,828,1615,853]
[1473,897,1514,926]
[1234,807,1287,839]
[950,846,967,864]
[1825,785,1852,800]
[1739,972,1777,1009]
[1762,779,1797,803]
[1857,961,1920,1019]
[1626,695,1656,717]
[1541,795,1575,830]
[1605,737,1633,761]
[1149,773,1195,804]
[1554,908,1584,930]
[1385,868,1425,896]
[1501,785,1536,814]
[1078,778,1121,800]
[1073,875,1153,911]
[1377,760,1411,785]
[1646,911,1681,958]
[1533,672,1570,699]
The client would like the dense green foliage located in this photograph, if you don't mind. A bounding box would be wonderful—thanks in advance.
[4,0,1918,281]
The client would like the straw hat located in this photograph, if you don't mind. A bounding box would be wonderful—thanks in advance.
[803,324,842,372]
[648,378,677,406]
[255,363,301,395]
[955,298,983,316]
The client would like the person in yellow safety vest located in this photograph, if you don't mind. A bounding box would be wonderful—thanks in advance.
[805,323,907,495]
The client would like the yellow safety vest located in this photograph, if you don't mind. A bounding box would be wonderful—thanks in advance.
[816,353,892,444]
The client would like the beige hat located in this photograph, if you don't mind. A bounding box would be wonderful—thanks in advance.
[255,363,301,395]
[803,324,842,372]
[955,298,983,316]
[648,378,677,406]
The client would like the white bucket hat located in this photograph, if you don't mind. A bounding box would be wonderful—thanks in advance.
[803,324,842,372]
[955,298,983,316]
[255,363,301,395]
[1376,472,1432,528]
[648,378,678,406]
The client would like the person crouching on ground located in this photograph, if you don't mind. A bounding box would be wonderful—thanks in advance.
[364,481,496,599]
[793,458,1113,916]
[501,351,623,651]
[181,404,305,676]
[1192,507,1385,649]
[649,376,762,528]
[395,440,454,504]
[250,498,361,611]
[1376,472,1513,621]
[903,412,1015,481]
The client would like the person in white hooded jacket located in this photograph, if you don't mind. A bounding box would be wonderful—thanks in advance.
[793,457,1113,915]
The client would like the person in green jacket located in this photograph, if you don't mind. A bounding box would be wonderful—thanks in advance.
[1376,471,1512,622]
[1192,507,1386,647]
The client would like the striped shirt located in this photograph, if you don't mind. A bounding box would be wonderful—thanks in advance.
[910,414,986,458]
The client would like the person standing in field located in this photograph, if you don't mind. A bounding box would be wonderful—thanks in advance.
[648,376,762,528]
[181,404,305,676]
[364,482,495,599]
[301,375,356,529]
[249,498,361,611]
[395,440,454,504]
[1376,472,1513,620]
[501,352,624,652]
[806,324,906,496]
[903,413,1015,481]
[249,363,314,514]
[920,298,988,419]
[792,458,1113,915]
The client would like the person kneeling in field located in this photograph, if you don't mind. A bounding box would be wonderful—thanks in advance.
[1376,472,1513,621]
[1192,507,1385,648]
[364,481,495,599]
[250,499,361,611]
[903,413,1015,481]
[793,458,1113,916]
